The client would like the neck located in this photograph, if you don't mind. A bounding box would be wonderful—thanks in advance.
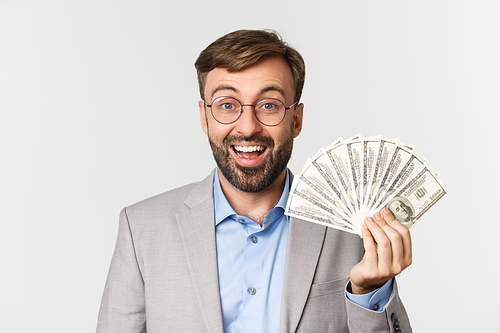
[218,169,287,227]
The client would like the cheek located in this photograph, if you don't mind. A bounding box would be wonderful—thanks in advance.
[207,122,233,143]
[274,122,295,144]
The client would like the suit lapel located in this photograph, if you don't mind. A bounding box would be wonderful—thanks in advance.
[280,216,328,333]
[175,170,326,332]
[176,170,224,333]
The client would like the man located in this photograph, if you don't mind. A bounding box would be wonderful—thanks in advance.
[97,30,412,332]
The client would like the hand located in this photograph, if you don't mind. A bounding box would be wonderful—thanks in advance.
[349,208,412,295]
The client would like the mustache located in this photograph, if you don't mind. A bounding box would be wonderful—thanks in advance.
[223,134,274,148]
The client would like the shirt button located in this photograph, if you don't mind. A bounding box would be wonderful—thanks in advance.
[251,236,258,243]
[248,287,256,295]
[238,218,245,223]
[372,303,380,311]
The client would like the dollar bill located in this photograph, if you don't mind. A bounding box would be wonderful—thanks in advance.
[309,151,356,217]
[285,194,359,235]
[286,135,447,236]
[367,144,413,212]
[346,139,363,212]
[379,167,447,229]
[289,175,355,229]
[300,162,354,218]
[370,152,427,211]
[324,144,358,214]
[365,139,399,211]
[362,137,382,208]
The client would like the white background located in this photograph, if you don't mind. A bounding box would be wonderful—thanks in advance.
[1,0,499,332]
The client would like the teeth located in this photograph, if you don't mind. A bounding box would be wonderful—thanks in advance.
[234,145,265,152]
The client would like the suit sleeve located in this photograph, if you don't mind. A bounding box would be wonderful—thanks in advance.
[96,208,146,333]
[345,280,412,333]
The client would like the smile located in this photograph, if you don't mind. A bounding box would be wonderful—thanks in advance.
[232,145,266,158]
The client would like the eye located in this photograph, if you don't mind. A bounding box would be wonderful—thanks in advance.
[220,103,235,110]
[262,102,278,110]
[257,99,282,113]
[214,98,239,112]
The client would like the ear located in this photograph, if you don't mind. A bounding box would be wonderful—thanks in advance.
[199,100,208,135]
[293,103,304,138]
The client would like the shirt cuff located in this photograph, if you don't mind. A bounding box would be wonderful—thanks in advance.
[345,279,394,312]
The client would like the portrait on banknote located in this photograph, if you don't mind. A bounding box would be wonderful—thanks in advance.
[386,196,415,228]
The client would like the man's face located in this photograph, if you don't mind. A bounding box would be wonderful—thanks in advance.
[199,57,303,193]
[389,200,410,222]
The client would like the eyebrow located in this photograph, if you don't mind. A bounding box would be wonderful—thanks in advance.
[210,86,238,101]
[260,85,286,99]
[210,85,287,101]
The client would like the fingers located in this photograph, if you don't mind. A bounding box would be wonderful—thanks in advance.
[374,212,405,268]
[364,216,396,273]
[363,209,412,275]
[381,208,412,265]
[360,222,379,269]
[351,209,413,294]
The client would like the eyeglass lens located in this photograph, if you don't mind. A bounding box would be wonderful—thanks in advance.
[210,97,286,126]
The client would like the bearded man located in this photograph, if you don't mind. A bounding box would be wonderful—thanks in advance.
[97,29,413,333]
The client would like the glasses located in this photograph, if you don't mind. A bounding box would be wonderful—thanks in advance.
[205,96,298,127]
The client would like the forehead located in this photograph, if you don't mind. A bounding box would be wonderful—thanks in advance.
[204,57,295,102]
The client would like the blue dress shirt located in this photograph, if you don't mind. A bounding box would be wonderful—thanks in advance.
[213,169,392,332]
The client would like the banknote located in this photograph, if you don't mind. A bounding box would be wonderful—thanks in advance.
[324,143,359,214]
[378,167,447,229]
[285,135,447,236]
[285,194,359,235]
[346,139,363,212]
[365,139,399,211]
[309,150,356,217]
[298,158,354,219]
[367,144,413,212]
[290,173,356,229]
[362,137,382,207]
[371,152,427,211]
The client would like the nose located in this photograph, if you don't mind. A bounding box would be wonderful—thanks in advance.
[234,105,263,136]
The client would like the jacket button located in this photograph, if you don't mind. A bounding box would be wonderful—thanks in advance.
[391,313,399,323]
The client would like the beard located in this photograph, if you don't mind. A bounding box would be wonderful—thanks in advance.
[208,126,294,193]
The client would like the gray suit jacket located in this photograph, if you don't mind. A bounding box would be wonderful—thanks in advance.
[97,170,411,332]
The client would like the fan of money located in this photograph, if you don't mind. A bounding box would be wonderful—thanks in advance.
[285,135,447,237]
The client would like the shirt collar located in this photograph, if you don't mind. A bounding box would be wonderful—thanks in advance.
[213,169,290,226]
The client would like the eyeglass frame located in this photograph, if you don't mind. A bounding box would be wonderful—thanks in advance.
[204,96,298,127]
